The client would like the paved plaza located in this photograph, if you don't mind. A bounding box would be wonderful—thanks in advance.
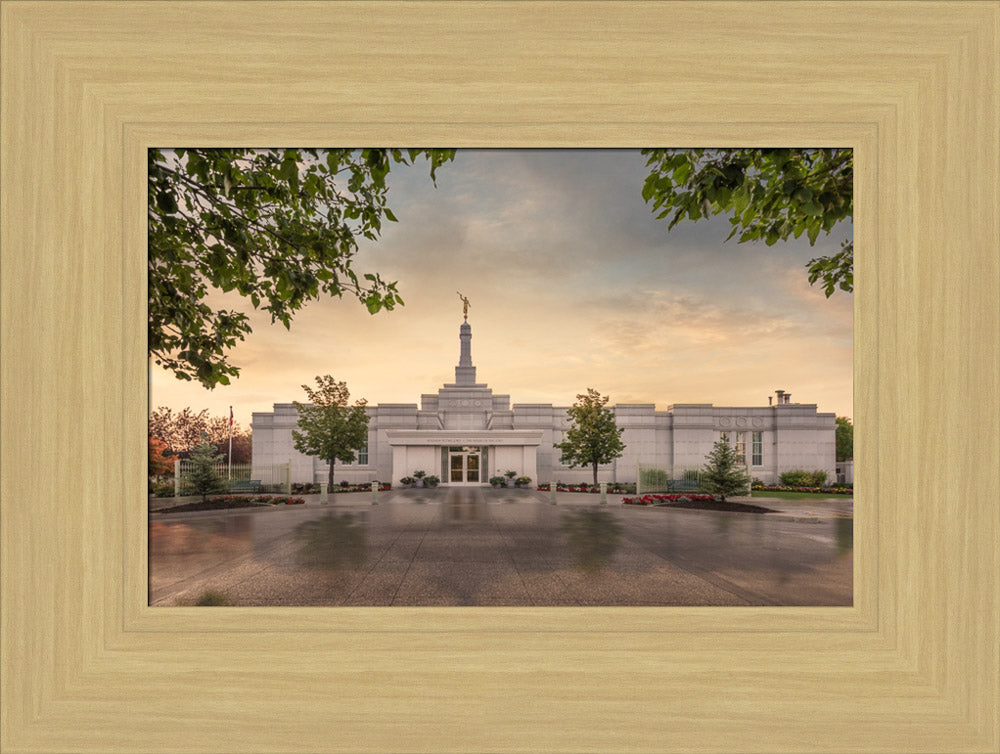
[149,487,853,607]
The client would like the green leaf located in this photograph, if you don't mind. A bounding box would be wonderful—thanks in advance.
[156,191,177,214]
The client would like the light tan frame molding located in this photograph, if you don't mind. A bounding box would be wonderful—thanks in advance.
[2,3,997,752]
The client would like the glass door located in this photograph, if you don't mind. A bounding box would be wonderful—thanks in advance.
[447,446,483,485]
[450,453,465,483]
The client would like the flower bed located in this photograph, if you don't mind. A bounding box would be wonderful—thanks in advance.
[622,493,775,514]
[262,495,305,505]
[537,484,635,495]
[751,484,853,495]
[154,494,305,513]
[292,483,391,494]
[622,493,716,506]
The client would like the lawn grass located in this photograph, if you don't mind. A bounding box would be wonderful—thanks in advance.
[751,490,853,501]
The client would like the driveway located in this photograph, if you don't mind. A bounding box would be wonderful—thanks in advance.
[149,487,852,606]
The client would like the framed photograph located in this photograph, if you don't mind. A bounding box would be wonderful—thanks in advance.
[146,146,856,610]
[2,2,997,752]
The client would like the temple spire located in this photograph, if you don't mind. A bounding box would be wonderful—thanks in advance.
[455,320,476,385]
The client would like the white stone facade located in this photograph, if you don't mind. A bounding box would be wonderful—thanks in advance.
[251,323,837,486]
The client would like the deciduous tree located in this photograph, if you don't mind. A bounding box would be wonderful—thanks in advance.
[149,406,251,461]
[147,435,176,478]
[836,416,854,462]
[292,376,370,488]
[555,389,626,486]
[148,406,210,457]
[641,148,853,296]
[149,148,456,388]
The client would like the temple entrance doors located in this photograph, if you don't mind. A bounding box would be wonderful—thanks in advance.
[446,446,485,485]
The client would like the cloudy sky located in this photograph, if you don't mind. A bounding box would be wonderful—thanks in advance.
[149,149,853,431]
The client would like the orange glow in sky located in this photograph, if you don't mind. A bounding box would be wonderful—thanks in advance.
[149,149,853,429]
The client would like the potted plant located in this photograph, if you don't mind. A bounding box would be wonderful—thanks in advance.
[399,476,414,488]
[489,475,506,488]
[424,475,439,488]
[515,476,532,488]
[504,470,518,488]
[412,470,426,487]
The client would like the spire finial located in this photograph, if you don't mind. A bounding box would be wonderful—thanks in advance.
[457,291,470,321]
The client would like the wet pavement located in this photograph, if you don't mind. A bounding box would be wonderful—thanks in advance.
[149,487,852,607]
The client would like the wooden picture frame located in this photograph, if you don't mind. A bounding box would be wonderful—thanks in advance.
[2,2,997,751]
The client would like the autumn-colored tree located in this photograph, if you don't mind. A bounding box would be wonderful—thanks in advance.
[148,435,176,478]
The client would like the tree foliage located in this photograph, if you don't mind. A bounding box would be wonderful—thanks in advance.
[700,438,751,502]
[148,435,176,478]
[149,147,456,388]
[555,388,626,486]
[148,406,250,460]
[836,416,854,462]
[148,407,211,457]
[641,148,853,296]
[186,442,227,502]
[292,376,370,488]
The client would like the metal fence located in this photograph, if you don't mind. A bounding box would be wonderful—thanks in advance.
[635,464,705,495]
[173,460,291,496]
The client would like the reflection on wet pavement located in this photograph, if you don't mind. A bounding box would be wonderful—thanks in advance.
[294,512,367,569]
[149,487,852,607]
[560,508,623,573]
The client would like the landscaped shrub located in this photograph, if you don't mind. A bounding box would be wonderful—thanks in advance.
[755,484,853,495]
[779,469,828,486]
[150,483,175,497]
[639,468,669,489]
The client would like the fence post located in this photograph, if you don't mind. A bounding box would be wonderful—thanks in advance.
[636,462,642,496]
[285,462,291,495]
[319,482,328,504]
[599,482,607,505]
[550,485,557,505]
[371,480,379,506]
[174,459,180,497]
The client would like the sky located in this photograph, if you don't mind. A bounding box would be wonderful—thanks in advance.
[149,149,853,431]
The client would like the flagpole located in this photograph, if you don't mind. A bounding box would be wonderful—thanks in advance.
[228,406,233,481]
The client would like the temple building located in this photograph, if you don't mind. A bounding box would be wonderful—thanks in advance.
[251,319,837,487]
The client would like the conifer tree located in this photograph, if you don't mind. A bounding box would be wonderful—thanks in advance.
[187,442,226,502]
[701,438,751,502]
